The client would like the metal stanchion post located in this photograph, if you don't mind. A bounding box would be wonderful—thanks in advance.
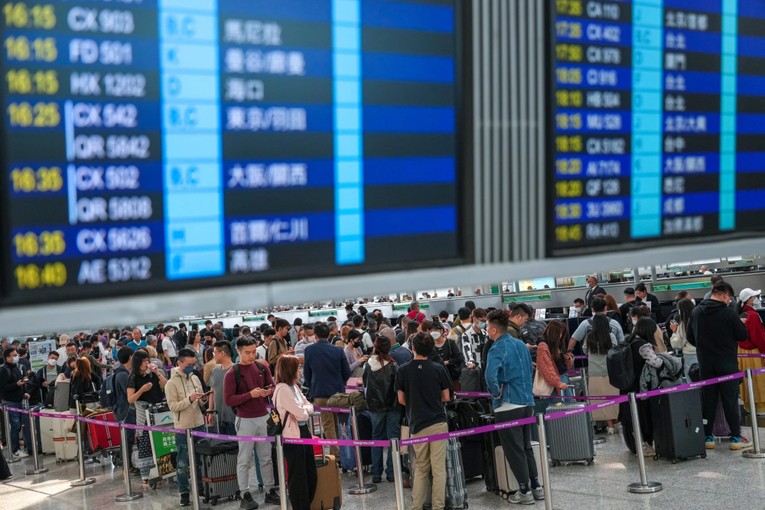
[347,407,376,494]
[743,368,765,458]
[626,393,662,494]
[275,435,288,510]
[3,406,20,464]
[25,409,48,475]
[390,439,406,510]
[187,428,208,510]
[70,399,96,487]
[536,414,559,510]
[115,424,142,502]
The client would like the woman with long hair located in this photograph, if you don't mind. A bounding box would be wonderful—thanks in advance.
[669,299,697,380]
[619,317,655,454]
[127,349,168,484]
[585,314,619,432]
[187,330,204,369]
[534,321,573,413]
[70,357,98,463]
[603,294,621,324]
[362,335,400,483]
[273,355,317,510]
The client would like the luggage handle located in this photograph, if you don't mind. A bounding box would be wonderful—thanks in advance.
[204,409,220,434]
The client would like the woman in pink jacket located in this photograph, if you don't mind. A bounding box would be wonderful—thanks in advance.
[274,355,317,509]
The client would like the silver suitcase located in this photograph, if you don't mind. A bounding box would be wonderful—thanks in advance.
[545,402,594,466]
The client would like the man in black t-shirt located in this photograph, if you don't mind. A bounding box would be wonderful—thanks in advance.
[396,332,452,510]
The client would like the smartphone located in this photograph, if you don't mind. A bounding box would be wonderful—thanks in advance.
[203,390,213,396]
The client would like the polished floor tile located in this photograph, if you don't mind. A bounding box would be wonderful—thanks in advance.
[3,426,765,509]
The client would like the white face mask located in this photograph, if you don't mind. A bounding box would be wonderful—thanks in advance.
[12,356,19,364]
[47,358,57,366]
[431,332,442,341]
[307,335,316,342]
[754,298,762,309]
[632,318,638,325]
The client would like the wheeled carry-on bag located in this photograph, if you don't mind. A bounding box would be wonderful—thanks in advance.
[545,402,594,466]
[445,437,468,509]
[51,410,78,462]
[651,389,705,463]
[86,410,121,451]
[311,454,342,510]
[197,410,240,506]
[480,414,499,494]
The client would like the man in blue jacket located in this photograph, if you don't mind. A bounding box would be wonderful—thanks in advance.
[304,322,351,457]
[485,307,543,505]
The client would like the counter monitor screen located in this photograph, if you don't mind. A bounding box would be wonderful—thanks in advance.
[1,0,461,304]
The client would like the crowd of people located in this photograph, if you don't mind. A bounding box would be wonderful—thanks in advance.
[1,272,764,508]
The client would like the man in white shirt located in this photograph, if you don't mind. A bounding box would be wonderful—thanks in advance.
[567,297,624,352]
[55,334,70,368]
[162,326,178,366]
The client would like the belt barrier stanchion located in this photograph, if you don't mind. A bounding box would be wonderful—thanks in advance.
[390,438,406,510]
[115,423,142,502]
[743,368,765,459]
[275,435,288,510]
[347,407,376,494]
[70,398,96,487]
[626,393,662,494]
[3,406,20,464]
[583,368,605,445]
[186,428,207,510]
[25,409,47,475]
[536,414,558,510]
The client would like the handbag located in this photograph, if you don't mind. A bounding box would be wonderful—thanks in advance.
[267,386,291,436]
[532,369,555,396]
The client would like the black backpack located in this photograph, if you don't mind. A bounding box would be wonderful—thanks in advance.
[607,340,635,390]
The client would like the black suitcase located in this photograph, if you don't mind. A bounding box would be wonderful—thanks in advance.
[480,414,499,494]
[650,389,706,463]
[197,439,240,505]
[447,400,487,480]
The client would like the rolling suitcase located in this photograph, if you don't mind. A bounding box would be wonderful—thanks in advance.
[51,410,78,461]
[311,454,342,510]
[651,389,705,463]
[445,437,468,509]
[197,410,240,505]
[53,381,71,412]
[86,410,121,452]
[480,414,499,493]
[448,399,488,480]
[38,410,56,454]
[545,402,594,466]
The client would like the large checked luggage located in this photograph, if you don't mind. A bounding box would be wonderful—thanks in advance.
[545,402,594,466]
[197,439,240,505]
[445,437,468,509]
[311,454,342,510]
[86,410,121,452]
[650,388,705,463]
[50,410,78,461]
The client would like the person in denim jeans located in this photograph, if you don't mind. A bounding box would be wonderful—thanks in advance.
[166,349,208,507]
[362,335,401,483]
[0,348,32,458]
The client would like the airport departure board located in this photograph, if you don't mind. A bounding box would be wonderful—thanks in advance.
[1,0,461,304]
[549,0,765,256]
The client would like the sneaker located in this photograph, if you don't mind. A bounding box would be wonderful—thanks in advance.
[240,491,259,510]
[730,436,753,450]
[705,435,716,449]
[180,493,190,507]
[387,476,395,483]
[14,450,29,458]
[642,443,655,457]
[532,486,545,500]
[264,488,280,505]
[372,476,382,483]
[607,426,616,435]
[508,491,535,505]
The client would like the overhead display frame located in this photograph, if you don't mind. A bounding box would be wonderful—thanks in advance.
[0,0,466,306]
[547,0,765,257]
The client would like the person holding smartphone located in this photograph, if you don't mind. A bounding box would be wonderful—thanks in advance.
[0,347,32,458]
[166,348,209,507]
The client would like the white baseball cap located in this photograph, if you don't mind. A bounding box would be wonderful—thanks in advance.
[739,288,761,303]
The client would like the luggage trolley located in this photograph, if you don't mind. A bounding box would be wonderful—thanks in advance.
[145,403,178,488]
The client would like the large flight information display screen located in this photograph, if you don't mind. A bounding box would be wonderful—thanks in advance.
[1,0,461,304]
[549,0,765,256]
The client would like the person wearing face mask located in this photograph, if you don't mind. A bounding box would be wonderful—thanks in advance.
[28,351,60,408]
[619,288,638,334]
[737,288,765,415]
[344,329,370,377]
[293,323,315,360]
[427,321,464,389]
[456,308,489,391]
[484,307,544,504]
[0,347,33,458]
[166,348,209,507]
[669,299,697,381]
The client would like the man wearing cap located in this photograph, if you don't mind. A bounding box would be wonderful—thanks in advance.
[738,287,765,415]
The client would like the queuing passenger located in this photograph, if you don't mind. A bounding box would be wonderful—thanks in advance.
[173,323,189,352]
[669,299,697,380]
[534,321,574,413]
[112,347,135,471]
[603,294,622,324]
[127,329,147,351]
[429,321,464,389]
[571,298,586,318]
[619,288,637,334]
[55,334,71,368]
[737,288,765,415]
[162,326,179,366]
[267,319,293,373]
[618,318,654,455]
[585,315,619,433]
[380,327,412,366]
[223,335,280,508]
[290,318,303,347]
[187,330,205,369]
[27,351,59,406]
[294,323,314,360]
[273,355,317,510]
[344,329,369,377]
[127,349,168,484]
[69,357,100,464]
[0,347,32,458]
[406,301,426,323]
[303,322,351,458]
[583,275,606,316]
[166,348,208,507]
[455,307,488,384]
[352,315,373,353]
[484,309,543,504]
[257,327,274,360]
[630,304,667,352]
[567,297,624,352]
[448,307,472,340]
[80,340,111,386]
[635,283,664,322]
[208,341,236,435]
[328,321,341,345]
[396,332,452,510]
[56,356,77,383]
[520,306,547,356]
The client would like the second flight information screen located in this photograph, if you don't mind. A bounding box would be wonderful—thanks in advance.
[549,0,765,256]
[2,0,461,304]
